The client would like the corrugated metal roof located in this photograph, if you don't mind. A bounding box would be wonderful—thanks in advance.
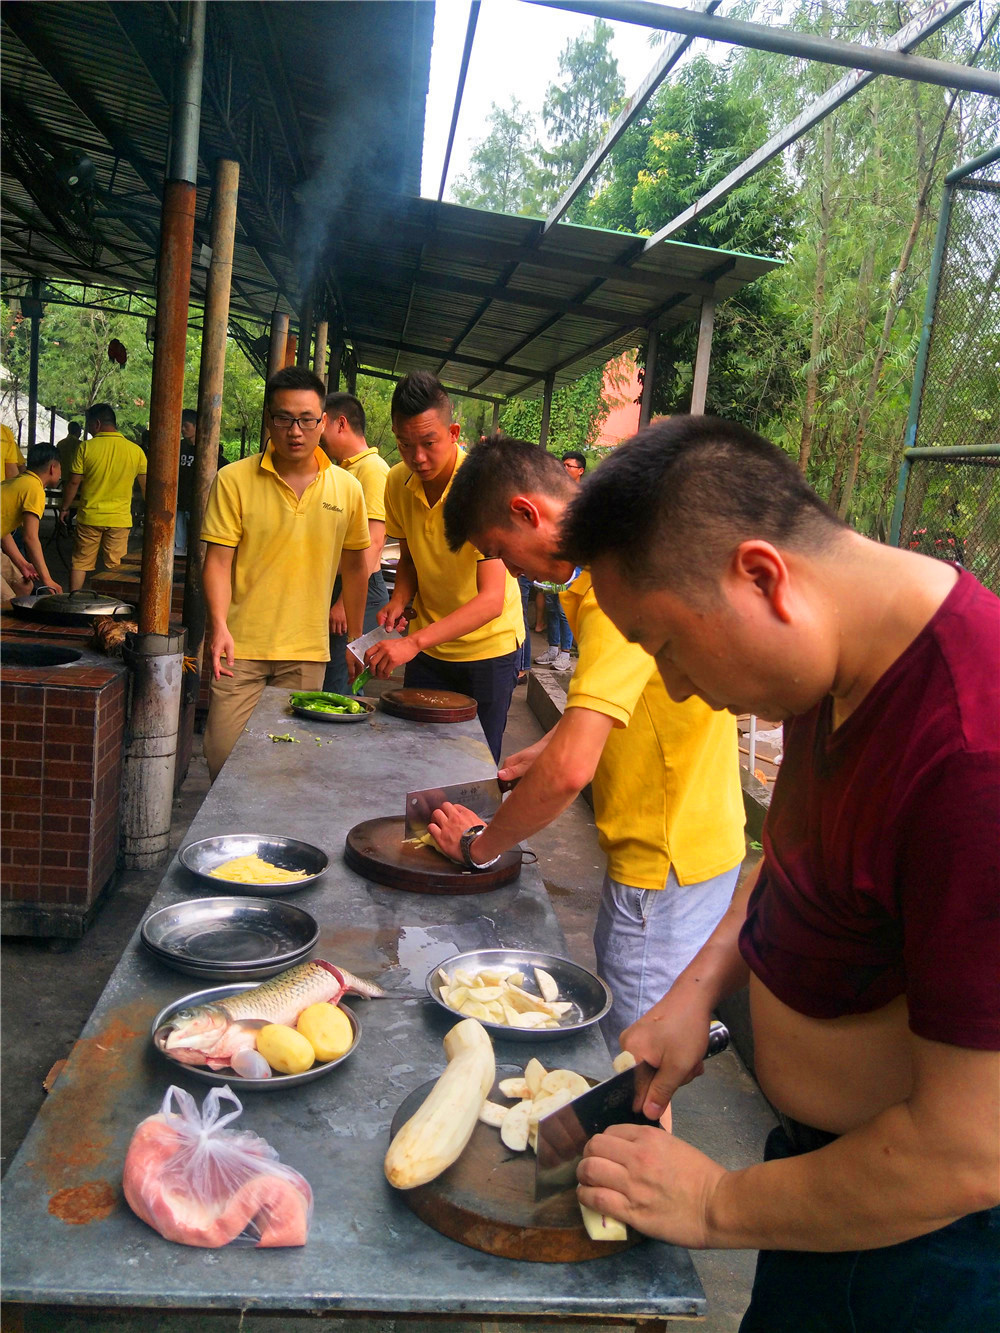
[1,2,780,400]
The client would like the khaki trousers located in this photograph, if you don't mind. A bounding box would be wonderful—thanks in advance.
[203,658,326,781]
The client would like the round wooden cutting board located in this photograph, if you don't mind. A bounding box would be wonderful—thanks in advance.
[379,687,478,723]
[388,1075,639,1262]
[344,816,522,894]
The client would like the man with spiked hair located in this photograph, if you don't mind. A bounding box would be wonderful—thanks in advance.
[560,415,999,1332]
[428,433,745,1046]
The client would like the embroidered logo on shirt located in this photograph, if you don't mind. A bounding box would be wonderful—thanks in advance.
[323,502,343,513]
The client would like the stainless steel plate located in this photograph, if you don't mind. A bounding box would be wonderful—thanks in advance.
[289,697,375,724]
[141,897,319,979]
[178,834,329,895]
[426,949,611,1043]
[151,982,361,1090]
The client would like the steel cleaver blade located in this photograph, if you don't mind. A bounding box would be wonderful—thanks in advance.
[404,776,515,840]
[534,1022,730,1200]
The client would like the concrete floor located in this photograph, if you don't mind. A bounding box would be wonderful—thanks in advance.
[1,616,773,1331]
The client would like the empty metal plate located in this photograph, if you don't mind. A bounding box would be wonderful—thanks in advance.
[178,833,329,894]
[141,896,319,979]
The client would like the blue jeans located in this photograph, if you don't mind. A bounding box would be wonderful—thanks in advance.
[739,1125,1000,1333]
[404,649,518,763]
[324,570,389,693]
[545,591,573,651]
[593,862,739,1048]
[517,576,533,673]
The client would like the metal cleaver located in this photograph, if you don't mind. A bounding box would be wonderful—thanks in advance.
[404,776,518,840]
[534,1021,730,1200]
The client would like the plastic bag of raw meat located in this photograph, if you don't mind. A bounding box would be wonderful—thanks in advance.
[123,1084,312,1247]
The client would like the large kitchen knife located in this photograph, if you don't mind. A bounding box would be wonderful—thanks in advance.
[534,1021,730,1200]
[404,776,518,840]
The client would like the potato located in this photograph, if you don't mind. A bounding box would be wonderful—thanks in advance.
[296,1003,354,1061]
[612,1050,637,1073]
[256,1023,315,1075]
[539,1069,590,1099]
[500,1099,532,1151]
[498,1077,530,1099]
[478,1100,509,1127]
[524,1057,547,1096]
[580,1202,627,1242]
[533,967,560,1002]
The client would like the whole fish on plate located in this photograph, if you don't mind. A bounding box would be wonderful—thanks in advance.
[155,960,384,1069]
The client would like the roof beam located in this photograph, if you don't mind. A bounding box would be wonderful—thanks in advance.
[438,1,481,201]
[530,0,1000,96]
[352,333,545,380]
[357,362,502,405]
[544,0,720,232]
[645,0,979,247]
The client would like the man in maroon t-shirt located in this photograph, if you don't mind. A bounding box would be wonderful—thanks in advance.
[559,416,999,1333]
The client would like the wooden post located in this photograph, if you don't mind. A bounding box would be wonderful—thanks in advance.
[639,327,659,427]
[690,295,716,416]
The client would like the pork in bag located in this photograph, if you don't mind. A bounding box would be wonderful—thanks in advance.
[123,1084,312,1247]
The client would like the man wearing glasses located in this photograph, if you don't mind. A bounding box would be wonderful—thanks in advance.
[200,366,370,781]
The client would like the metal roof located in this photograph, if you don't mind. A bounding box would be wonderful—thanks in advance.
[1,1,780,400]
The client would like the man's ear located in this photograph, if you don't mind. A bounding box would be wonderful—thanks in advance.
[509,495,542,529]
[729,540,794,623]
[449,421,461,442]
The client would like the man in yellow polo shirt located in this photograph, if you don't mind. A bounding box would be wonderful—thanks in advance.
[59,403,147,590]
[364,372,523,763]
[200,365,370,781]
[319,390,390,693]
[428,436,745,1045]
[1,442,63,599]
[2,422,25,480]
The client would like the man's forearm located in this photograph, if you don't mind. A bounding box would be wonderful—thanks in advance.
[365,522,386,578]
[61,475,82,510]
[201,555,233,630]
[1,533,30,575]
[24,534,55,588]
[339,552,368,641]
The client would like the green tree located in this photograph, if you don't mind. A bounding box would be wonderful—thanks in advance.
[452,100,540,216]
[498,366,610,457]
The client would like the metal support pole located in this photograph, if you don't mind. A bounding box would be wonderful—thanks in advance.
[690,296,716,416]
[182,157,239,707]
[138,0,204,636]
[296,294,313,368]
[639,328,658,428]
[330,340,344,392]
[313,319,329,387]
[284,333,297,368]
[539,375,554,448]
[240,426,247,459]
[491,401,500,433]
[345,353,357,396]
[260,310,289,448]
[49,408,56,444]
[26,279,41,450]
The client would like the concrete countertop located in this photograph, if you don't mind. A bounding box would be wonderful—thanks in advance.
[1,686,706,1322]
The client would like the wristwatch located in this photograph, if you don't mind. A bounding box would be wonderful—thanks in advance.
[459,824,501,871]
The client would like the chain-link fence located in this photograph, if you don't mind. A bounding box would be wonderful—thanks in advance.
[891,148,1000,594]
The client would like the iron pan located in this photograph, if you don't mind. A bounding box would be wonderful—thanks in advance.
[179,833,329,894]
[426,948,611,1043]
[141,896,319,978]
[151,982,361,1090]
[289,698,375,723]
[8,589,135,627]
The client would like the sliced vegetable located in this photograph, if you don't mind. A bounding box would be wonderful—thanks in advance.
[384,1018,495,1190]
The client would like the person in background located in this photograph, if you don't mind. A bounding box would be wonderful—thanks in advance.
[59,403,146,591]
[1,422,25,480]
[534,449,587,672]
[319,391,390,693]
[55,421,82,488]
[363,372,524,763]
[175,408,199,555]
[200,366,370,782]
[561,416,999,1333]
[430,436,745,1047]
[1,442,63,598]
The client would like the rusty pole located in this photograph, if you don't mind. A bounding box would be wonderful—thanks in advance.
[313,319,329,388]
[259,310,289,449]
[283,333,298,368]
[182,157,239,702]
[138,0,204,635]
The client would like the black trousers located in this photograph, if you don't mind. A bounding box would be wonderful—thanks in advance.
[403,649,518,763]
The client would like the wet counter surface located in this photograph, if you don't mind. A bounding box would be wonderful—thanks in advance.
[1,686,705,1322]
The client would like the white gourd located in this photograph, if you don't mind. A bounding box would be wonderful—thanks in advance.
[384,1018,495,1189]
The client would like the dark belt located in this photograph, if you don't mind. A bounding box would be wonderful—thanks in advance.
[776,1111,840,1155]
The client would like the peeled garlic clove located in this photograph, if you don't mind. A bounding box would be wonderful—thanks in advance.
[231,1048,273,1079]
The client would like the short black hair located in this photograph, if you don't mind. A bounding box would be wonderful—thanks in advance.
[562,451,586,469]
[181,408,198,428]
[561,416,846,595]
[325,391,366,437]
[27,442,59,472]
[444,433,574,552]
[391,371,451,423]
[67,421,82,437]
[265,365,326,409]
[87,402,116,427]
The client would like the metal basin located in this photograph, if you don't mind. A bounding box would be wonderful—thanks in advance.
[0,644,84,668]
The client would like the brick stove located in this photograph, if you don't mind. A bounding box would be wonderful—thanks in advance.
[1,620,128,937]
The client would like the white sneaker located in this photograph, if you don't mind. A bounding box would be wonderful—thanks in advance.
[552,652,572,671]
[534,646,560,665]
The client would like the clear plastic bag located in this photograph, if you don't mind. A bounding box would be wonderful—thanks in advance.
[123,1084,313,1248]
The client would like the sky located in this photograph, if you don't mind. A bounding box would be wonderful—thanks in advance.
[420,0,681,200]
